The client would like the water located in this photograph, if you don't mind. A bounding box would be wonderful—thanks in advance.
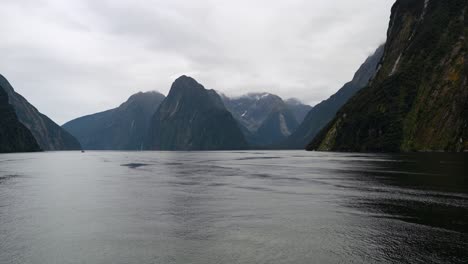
[0,151,466,264]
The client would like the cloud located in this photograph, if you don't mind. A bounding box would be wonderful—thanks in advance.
[0,0,394,124]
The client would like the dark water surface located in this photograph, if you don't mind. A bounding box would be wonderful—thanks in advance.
[0,151,466,263]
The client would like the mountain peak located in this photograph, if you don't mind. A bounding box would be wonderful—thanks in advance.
[126,90,165,102]
[173,75,199,87]
[145,77,248,150]
[169,75,207,97]
[63,90,166,150]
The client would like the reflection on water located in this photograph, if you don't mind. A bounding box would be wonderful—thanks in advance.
[0,151,466,264]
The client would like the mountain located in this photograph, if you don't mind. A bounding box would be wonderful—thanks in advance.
[308,0,467,152]
[63,91,165,150]
[222,93,286,132]
[282,45,385,149]
[254,106,299,146]
[0,74,81,151]
[145,76,248,150]
[285,98,312,123]
[0,83,40,153]
[221,93,303,146]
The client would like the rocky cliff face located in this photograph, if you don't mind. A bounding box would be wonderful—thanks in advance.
[145,76,248,150]
[63,91,165,150]
[0,74,81,151]
[282,45,384,149]
[0,85,40,153]
[308,0,467,152]
[222,93,288,132]
[221,93,304,146]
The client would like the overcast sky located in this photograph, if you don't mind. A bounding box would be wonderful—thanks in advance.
[1,0,394,124]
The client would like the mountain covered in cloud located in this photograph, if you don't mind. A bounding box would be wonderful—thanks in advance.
[309,0,467,152]
[281,44,385,149]
[63,91,165,150]
[145,76,248,150]
[221,93,309,146]
[0,0,393,124]
[0,79,40,153]
[285,98,312,124]
[0,74,81,151]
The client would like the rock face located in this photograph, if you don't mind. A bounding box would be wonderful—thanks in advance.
[63,91,165,150]
[145,76,248,150]
[0,84,40,153]
[0,74,81,151]
[222,93,303,146]
[309,0,467,152]
[222,93,285,132]
[283,45,384,149]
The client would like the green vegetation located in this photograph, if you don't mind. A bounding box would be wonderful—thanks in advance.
[308,0,467,152]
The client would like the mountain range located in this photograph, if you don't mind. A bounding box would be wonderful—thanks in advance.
[222,93,309,146]
[63,83,312,150]
[2,0,466,153]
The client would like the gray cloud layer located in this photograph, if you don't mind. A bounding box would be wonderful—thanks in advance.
[0,0,394,124]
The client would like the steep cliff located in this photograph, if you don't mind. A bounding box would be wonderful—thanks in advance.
[283,44,384,149]
[0,74,81,151]
[309,0,467,152]
[0,86,40,153]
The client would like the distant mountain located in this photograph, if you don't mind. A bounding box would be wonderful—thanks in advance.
[221,93,304,146]
[63,91,165,150]
[222,93,285,132]
[145,76,248,150]
[0,74,81,151]
[0,81,40,153]
[282,44,385,149]
[285,98,312,123]
[254,106,299,146]
[309,0,467,152]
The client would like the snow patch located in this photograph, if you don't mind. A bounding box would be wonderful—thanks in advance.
[252,93,270,101]
[241,111,248,117]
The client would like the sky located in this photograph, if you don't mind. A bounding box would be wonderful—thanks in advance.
[0,0,394,124]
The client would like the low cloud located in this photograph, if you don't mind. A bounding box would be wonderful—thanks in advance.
[0,0,394,124]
